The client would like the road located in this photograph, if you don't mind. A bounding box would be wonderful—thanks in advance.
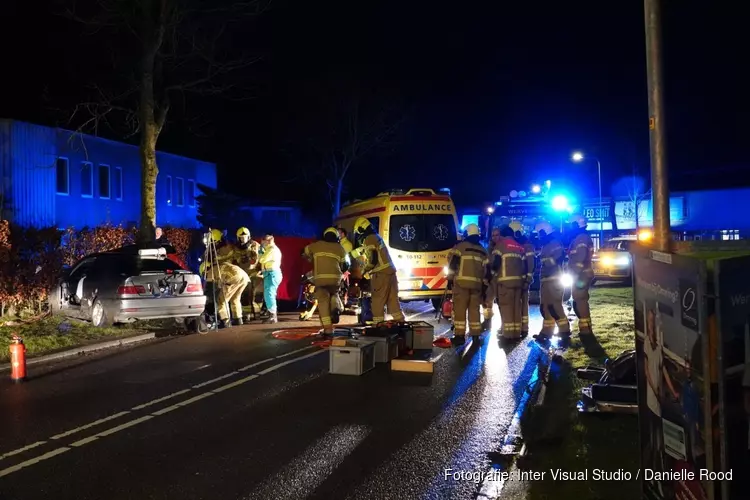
[0,302,547,500]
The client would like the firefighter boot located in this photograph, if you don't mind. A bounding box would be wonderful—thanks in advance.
[451,335,466,346]
[218,318,232,329]
[231,317,243,326]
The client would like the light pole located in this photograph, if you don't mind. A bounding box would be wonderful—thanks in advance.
[571,152,603,248]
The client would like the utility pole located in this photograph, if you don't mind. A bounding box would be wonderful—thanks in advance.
[644,0,671,251]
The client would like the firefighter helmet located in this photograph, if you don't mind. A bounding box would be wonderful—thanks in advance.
[236,227,251,244]
[210,229,223,243]
[535,221,553,235]
[464,223,480,236]
[324,227,340,240]
[509,221,523,233]
[569,214,587,229]
[353,217,372,235]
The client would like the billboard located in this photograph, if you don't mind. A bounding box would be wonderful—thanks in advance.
[714,255,750,500]
[633,250,712,500]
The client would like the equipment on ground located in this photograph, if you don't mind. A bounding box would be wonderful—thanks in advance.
[201,227,227,331]
[9,335,26,382]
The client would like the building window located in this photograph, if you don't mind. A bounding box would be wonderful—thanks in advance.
[113,167,123,200]
[56,157,69,195]
[176,177,185,206]
[187,179,196,207]
[165,176,173,205]
[81,162,93,197]
[98,164,111,199]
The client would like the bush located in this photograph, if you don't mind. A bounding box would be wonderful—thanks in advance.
[0,222,199,317]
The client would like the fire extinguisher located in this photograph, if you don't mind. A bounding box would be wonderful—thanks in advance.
[441,298,453,320]
[9,335,26,383]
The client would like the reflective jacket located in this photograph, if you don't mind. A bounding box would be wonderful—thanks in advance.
[447,241,488,290]
[568,232,594,276]
[361,233,396,274]
[221,241,260,277]
[258,244,282,272]
[340,236,354,255]
[523,242,536,282]
[491,237,525,286]
[539,236,565,281]
[303,240,347,287]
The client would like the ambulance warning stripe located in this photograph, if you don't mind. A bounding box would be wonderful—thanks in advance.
[408,267,448,289]
[389,196,451,202]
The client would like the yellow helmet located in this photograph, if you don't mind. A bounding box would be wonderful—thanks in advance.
[353,217,371,235]
[210,229,223,242]
[464,223,480,236]
[324,227,340,241]
[236,227,251,238]
[509,221,523,233]
[535,221,553,235]
[568,214,587,228]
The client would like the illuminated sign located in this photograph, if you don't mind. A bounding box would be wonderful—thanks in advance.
[494,202,549,218]
[391,203,452,212]
[614,197,685,230]
[582,203,611,223]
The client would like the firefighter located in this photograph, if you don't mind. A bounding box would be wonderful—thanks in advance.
[352,217,405,323]
[228,227,262,320]
[447,223,489,345]
[533,221,570,341]
[302,227,349,335]
[491,225,526,341]
[511,221,537,338]
[482,226,502,329]
[567,214,595,335]
[200,229,250,328]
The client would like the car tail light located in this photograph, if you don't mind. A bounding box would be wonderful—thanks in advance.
[185,283,202,293]
[118,285,146,295]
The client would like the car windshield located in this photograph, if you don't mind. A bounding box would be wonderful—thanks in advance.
[389,214,457,252]
[94,254,185,275]
[601,240,633,251]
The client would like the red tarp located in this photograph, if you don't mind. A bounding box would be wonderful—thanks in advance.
[262,236,315,301]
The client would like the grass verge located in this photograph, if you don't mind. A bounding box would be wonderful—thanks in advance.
[518,286,640,500]
[0,315,154,363]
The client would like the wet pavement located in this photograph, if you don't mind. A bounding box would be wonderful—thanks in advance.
[0,302,546,500]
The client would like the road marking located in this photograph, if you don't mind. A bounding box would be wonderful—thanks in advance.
[0,348,327,479]
[0,441,46,461]
[274,345,316,359]
[0,447,70,478]
[192,371,239,389]
[50,411,131,440]
[131,389,192,410]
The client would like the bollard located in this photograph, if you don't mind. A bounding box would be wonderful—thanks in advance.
[9,335,27,383]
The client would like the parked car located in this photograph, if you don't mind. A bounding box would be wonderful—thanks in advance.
[592,236,636,285]
[49,247,207,331]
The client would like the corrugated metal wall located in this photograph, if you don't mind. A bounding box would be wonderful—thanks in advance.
[9,121,56,227]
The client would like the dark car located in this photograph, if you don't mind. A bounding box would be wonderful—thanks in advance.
[49,247,207,330]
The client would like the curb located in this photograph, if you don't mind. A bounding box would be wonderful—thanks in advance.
[0,332,157,372]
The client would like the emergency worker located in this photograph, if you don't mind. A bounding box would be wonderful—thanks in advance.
[200,229,250,328]
[491,225,526,341]
[446,223,489,345]
[534,221,570,341]
[482,226,502,329]
[511,221,537,338]
[258,234,283,324]
[352,217,405,323]
[228,227,262,320]
[302,227,349,335]
[567,214,595,335]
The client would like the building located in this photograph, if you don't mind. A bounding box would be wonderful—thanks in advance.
[0,119,217,228]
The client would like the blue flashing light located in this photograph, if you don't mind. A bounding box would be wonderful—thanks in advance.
[545,180,551,187]
[551,195,569,212]
[460,215,479,230]
[531,184,541,194]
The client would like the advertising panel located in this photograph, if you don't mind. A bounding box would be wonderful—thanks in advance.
[714,255,750,499]
[633,250,711,500]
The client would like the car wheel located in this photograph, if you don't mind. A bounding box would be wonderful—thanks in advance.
[90,298,113,328]
[185,316,209,334]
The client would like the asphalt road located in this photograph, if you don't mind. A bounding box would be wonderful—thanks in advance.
[0,302,547,500]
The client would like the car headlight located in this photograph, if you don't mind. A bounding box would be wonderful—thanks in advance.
[560,273,574,288]
[614,256,630,266]
[396,260,412,276]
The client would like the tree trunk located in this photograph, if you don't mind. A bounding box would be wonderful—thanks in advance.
[333,177,343,220]
[139,124,158,244]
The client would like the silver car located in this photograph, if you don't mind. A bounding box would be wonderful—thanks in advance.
[49,247,207,330]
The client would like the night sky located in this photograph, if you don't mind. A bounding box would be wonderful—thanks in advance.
[4,0,748,210]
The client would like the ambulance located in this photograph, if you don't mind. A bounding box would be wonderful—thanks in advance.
[335,188,459,311]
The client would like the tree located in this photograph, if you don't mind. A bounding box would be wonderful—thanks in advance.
[290,91,406,218]
[64,0,267,242]
[613,174,651,230]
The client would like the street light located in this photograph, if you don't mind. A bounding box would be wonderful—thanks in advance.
[571,151,603,248]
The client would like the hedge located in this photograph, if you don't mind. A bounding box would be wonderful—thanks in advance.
[0,221,195,316]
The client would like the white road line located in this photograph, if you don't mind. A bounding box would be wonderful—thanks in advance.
[0,348,328,479]
[0,441,46,461]
[192,371,239,389]
[0,447,71,478]
[131,389,192,410]
[257,351,324,375]
[50,411,131,440]
[274,345,316,359]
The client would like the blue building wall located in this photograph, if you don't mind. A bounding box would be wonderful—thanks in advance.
[0,119,217,229]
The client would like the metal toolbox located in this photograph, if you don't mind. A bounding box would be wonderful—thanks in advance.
[404,321,435,350]
[329,339,376,376]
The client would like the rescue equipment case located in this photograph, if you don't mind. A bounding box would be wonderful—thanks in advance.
[357,334,399,363]
[404,321,435,350]
[329,339,376,376]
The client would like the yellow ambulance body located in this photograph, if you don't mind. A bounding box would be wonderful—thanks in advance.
[335,188,459,310]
